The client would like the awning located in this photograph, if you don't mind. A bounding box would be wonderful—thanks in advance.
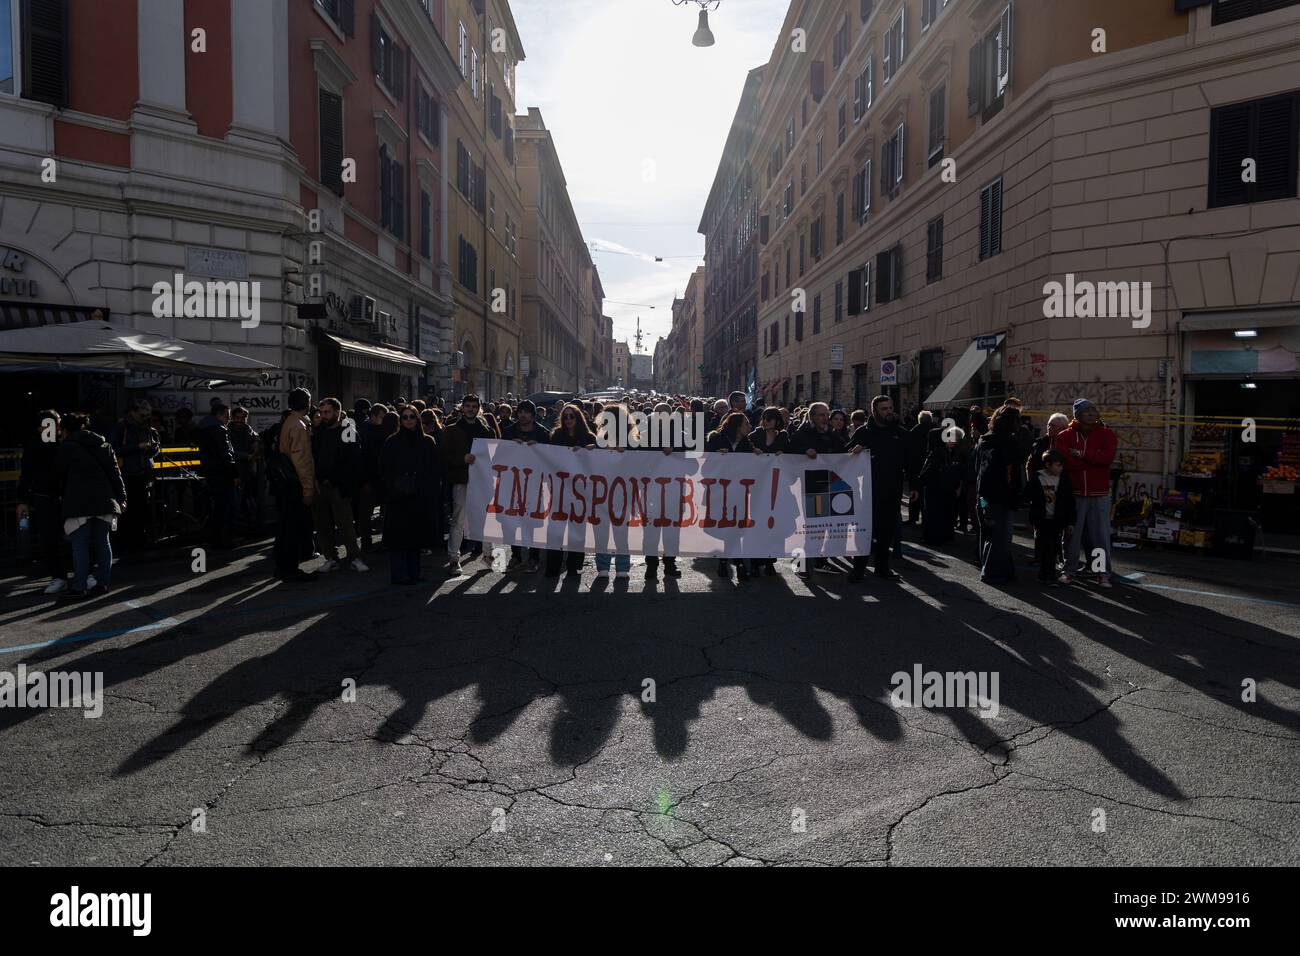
[923,334,1005,408]
[0,319,274,381]
[319,331,425,375]
[1,303,106,330]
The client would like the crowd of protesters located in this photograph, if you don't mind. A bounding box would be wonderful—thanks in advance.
[15,383,1120,596]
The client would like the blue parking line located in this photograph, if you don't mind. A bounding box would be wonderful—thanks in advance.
[0,586,400,656]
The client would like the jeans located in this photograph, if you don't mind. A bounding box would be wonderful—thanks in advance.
[389,548,422,584]
[449,483,469,557]
[312,483,360,562]
[69,518,112,591]
[595,553,630,574]
[980,502,1016,582]
[1067,495,1113,576]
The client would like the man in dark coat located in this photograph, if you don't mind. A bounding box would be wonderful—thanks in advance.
[847,395,908,582]
[903,410,933,525]
[197,401,239,548]
[109,399,160,551]
[55,413,128,596]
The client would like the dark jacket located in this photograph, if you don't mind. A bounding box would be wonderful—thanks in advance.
[109,417,160,477]
[17,436,61,503]
[705,432,752,453]
[975,434,1024,508]
[441,415,495,485]
[788,421,845,456]
[502,421,550,444]
[312,419,362,497]
[56,430,128,520]
[1027,469,1077,527]
[847,418,906,496]
[378,429,441,550]
[749,428,789,454]
[197,415,238,481]
[1027,433,1054,484]
[903,422,932,480]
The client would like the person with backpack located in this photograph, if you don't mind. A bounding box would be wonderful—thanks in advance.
[270,389,317,582]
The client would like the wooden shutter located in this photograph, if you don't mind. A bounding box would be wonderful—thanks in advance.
[990,180,1002,256]
[968,42,983,117]
[393,161,405,237]
[997,2,1013,97]
[340,0,355,37]
[810,61,825,102]
[393,47,405,101]
[876,251,890,304]
[420,192,431,257]
[851,172,864,223]
[1209,102,1250,208]
[847,268,862,314]
[891,246,903,299]
[379,147,391,229]
[979,184,992,259]
[23,0,68,108]
[319,90,344,196]
[895,125,905,186]
[371,13,382,75]
[1255,92,1300,202]
[862,261,872,311]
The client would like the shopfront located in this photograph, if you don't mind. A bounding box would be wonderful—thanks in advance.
[1175,311,1300,538]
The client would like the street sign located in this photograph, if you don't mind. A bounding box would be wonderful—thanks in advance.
[976,334,999,351]
[880,358,897,386]
[830,344,844,370]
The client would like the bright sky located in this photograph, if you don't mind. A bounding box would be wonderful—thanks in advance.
[511,0,789,355]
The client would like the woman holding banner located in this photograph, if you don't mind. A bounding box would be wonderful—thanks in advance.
[592,405,637,581]
[747,407,789,576]
[705,413,754,581]
[544,404,597,578]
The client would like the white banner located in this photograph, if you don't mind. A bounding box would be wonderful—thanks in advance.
[464,439,873,559]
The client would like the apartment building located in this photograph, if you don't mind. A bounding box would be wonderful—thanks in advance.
[699,65,765,397]
[613,339,630,387]
[659,264,707,395]
[0,0,473,436]
[738,0,1300,503]
[583,271,610,390]
[516,107,594,394]
[445,0,525,398]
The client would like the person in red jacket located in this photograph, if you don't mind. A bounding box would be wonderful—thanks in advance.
[1054,398,1118,587]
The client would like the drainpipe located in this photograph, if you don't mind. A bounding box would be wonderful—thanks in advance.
[480,0,490,399]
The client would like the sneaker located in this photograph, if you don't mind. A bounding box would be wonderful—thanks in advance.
[86,574,97,590]
[1058,573,1075,585]
[664,562,682,579]
[350,558,370,573]
[43,578,68,595]
[1097,574,1113,589]
[319,558,339,573]
[615,571,630,580]
[480,551,496,568]
[446,560,464,576]
[506,556,524,572]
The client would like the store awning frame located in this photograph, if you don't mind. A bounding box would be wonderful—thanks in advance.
[318,330,426,376]
[922,333,1006,409]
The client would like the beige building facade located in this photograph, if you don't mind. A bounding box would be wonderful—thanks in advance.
[736,0,1300,503]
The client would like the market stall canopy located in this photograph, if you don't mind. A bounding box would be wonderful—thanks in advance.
[0,319,275,382]
[922,333,1006,408]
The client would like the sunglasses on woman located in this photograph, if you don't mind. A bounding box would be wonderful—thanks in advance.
[401,414,418,421]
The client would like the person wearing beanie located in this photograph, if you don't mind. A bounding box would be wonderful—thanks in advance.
[1054,398,1118,587]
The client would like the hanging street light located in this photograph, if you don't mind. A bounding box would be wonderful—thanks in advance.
[671,0,721,47]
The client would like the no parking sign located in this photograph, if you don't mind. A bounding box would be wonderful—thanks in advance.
[880,359,898,386]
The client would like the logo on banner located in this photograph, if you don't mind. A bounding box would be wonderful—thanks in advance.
[803,470,855,518]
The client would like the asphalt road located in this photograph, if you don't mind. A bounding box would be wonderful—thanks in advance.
[2,529,1298,866]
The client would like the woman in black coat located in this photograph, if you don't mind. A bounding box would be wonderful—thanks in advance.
[705,412,753,580]
[378,408,441,585]
[917,428,963,546]
[54,413,127,597]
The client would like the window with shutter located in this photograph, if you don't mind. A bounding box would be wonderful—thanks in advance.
[23,0,67,107]
[835,281,844,323]
[926,217,944,282]
[848,269,863,314]
[1209,92,1299,207]
[894,124,905,188]
[979,178,1003,259]
[852,170,864,224]
[319,89,345,196]
[997,2,1012,97]
[928,85,945,167]
[810,60,825,102]
[967,42,982,117]
[876,250,891,304]
[1213,0,1300,25]
[861,0,874,22]
[813,295,822,334]
[379,146,392,229]
[420,191,431,258]
[836,194,845,245]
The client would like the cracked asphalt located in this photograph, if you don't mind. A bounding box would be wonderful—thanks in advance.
[1,530,1298,867]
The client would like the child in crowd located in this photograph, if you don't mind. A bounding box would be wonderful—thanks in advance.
[1027,450,1077,587]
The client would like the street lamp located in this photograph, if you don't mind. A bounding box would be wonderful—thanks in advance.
[671,0,720,47]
